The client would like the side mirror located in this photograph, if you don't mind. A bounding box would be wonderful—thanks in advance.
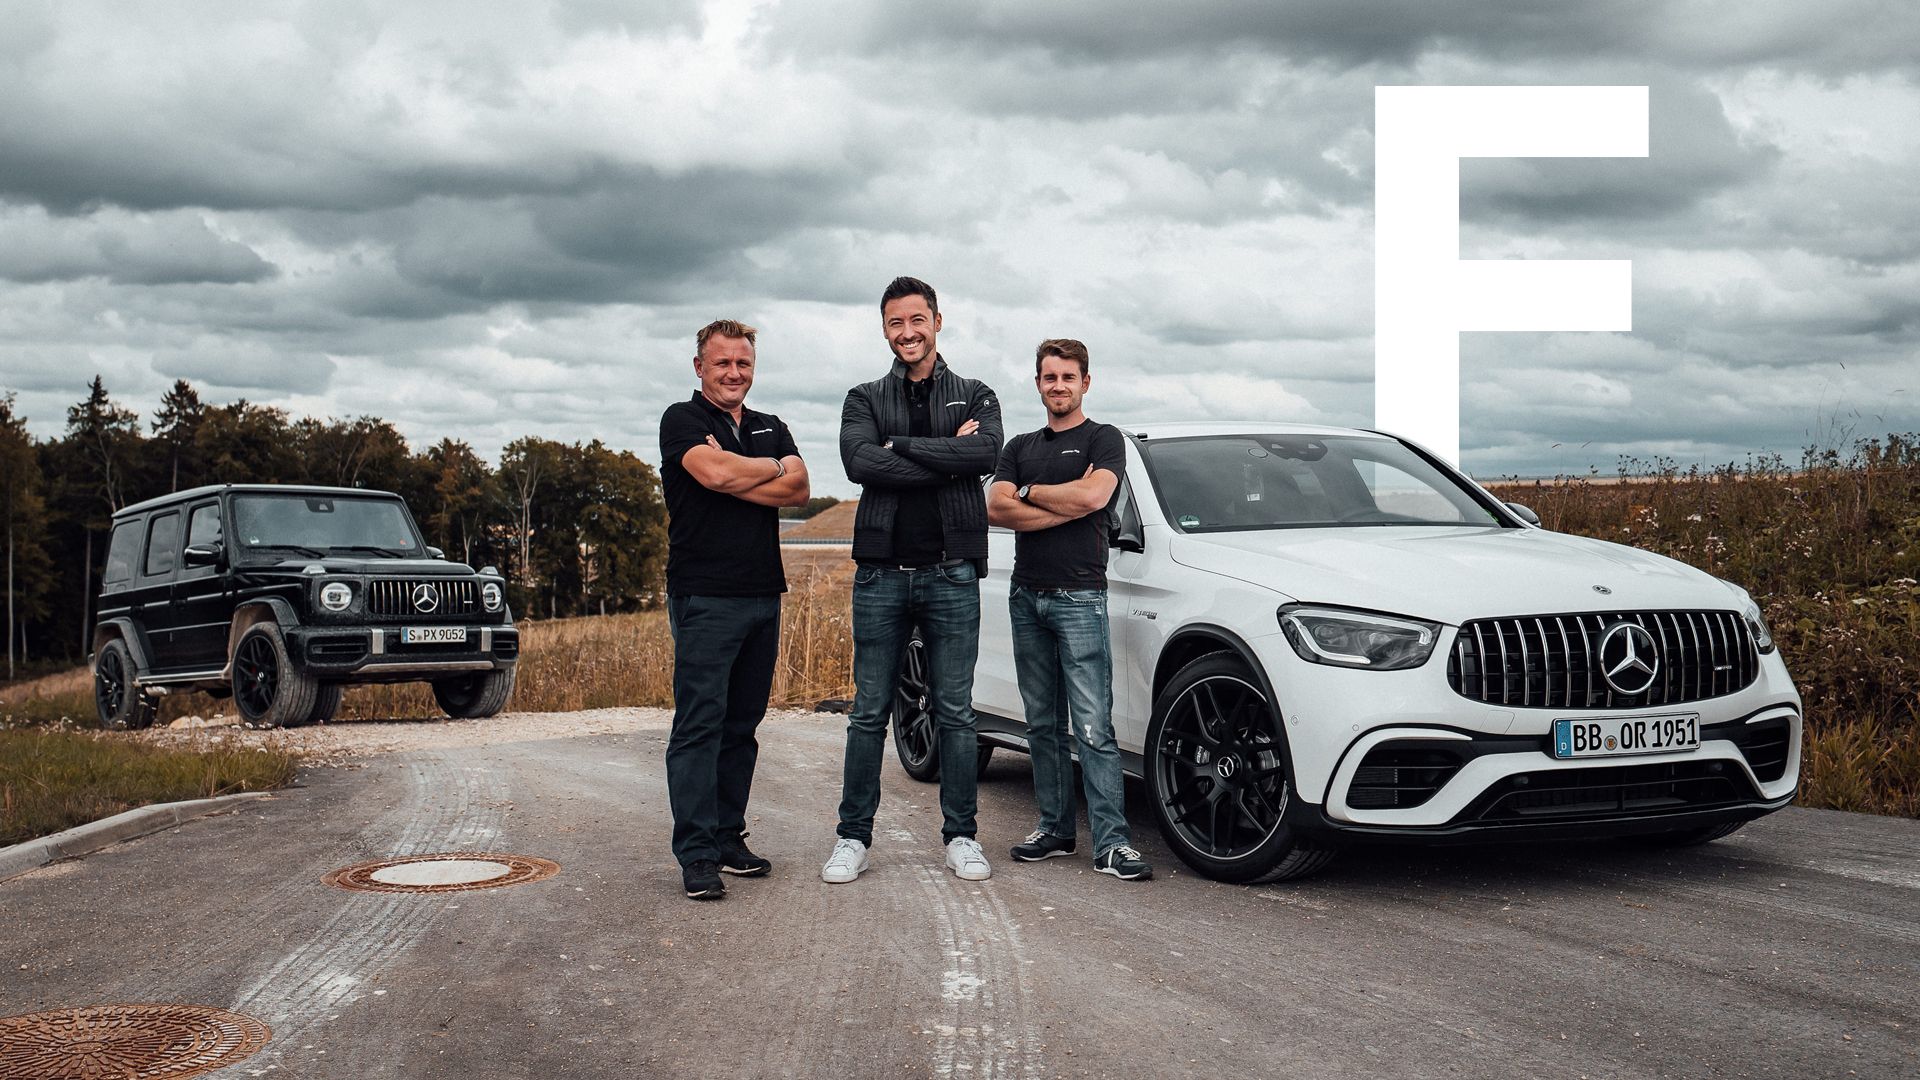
[426,546,446,559]
[1114,533,1145,554]
[1505,502,1541,526]
[183,544,223,567]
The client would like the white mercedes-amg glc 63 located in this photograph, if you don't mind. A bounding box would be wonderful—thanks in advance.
[890,422,1801,883]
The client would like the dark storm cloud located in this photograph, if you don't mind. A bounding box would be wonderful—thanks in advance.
[759,1,1917,75]
[0,205,275,285]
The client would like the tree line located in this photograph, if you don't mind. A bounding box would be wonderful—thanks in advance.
[0,376,668,679]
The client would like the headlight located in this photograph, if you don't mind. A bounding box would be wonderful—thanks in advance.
[1722,581,1775,654]
[482,581,503,612]
[1278,605,1442,670]
[320,582,353,612]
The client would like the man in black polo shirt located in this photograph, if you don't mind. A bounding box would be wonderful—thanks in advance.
[986,338,1151,881]
[658,319,809,899]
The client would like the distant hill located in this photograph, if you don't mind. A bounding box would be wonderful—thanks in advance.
[781,499,857,540]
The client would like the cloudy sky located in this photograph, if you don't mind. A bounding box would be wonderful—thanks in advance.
[2,0,1916,495]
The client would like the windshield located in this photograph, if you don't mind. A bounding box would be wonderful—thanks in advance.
[1139,434,1503,532]
[231,494,422,559]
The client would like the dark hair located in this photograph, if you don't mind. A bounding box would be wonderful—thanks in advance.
[695,319,757,360]
[880,276,938,317]
[1034,338,1089,377]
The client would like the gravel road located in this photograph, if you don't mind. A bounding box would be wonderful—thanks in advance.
[3,709,1917,1079]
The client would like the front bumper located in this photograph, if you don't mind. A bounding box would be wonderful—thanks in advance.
[1250,627,1803,834]
[287,624,519,682]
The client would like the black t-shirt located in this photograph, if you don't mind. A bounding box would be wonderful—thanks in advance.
[659,393,799,597]
[993,420,1127,590]
[891,375,946,566]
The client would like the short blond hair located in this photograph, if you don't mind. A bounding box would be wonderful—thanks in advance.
[695,319,758,360]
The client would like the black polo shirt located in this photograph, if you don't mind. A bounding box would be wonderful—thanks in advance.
[993,420,1127,590]
[659,393,799,597]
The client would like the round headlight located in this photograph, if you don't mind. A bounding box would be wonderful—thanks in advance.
[482,581,503,612]
[320,582,353,612]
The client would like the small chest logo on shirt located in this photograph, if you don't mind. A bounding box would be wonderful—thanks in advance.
[1060,448,1081,455]
[751,428,772,435]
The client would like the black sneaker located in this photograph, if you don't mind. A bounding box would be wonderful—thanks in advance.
[717,832,772,877]
[1093,845,1153,881]
[683,859,726,899]
[1009,829,1077,862]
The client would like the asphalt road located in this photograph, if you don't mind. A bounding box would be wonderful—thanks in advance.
[2,712,1916,1079]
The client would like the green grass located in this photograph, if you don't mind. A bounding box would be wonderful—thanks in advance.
[0,728,297,847]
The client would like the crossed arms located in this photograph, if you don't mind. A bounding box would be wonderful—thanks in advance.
[987,466,1118,531]
[683,435,811,507]
[839,384,1003,487]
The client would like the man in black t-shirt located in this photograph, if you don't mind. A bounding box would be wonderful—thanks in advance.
[658,319,809,900]
[986,339,1151,881]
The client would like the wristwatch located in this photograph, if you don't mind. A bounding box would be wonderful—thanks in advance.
[1016,484,1033,503]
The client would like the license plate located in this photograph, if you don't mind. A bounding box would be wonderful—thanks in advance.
[1553,713,1699,759]
[402,626,468,645]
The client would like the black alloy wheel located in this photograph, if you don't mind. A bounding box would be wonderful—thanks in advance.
[890,628,994,783]
[231,624,319,728]
[1146,652,1333,883]
[93,638,157,730]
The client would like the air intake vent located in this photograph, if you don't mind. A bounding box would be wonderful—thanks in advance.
[1459,760,1758,823]
[1347,742,1465,810]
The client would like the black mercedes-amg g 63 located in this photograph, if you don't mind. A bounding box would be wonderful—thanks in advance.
[91,484,519,728]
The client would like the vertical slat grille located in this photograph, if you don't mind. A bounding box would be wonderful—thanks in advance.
[364,578,480,619]
[1445,609,1760,710]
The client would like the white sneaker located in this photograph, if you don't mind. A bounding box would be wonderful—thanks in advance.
[945,837,992,881]
[821,838,869,884]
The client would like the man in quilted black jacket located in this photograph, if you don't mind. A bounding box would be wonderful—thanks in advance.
[822,276,1004,885]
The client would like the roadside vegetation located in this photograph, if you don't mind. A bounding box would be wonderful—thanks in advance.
[0,728,296,846]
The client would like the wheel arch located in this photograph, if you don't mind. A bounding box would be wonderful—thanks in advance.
[91,619,154,677]
[224,598,303,676]
[1151,623,1303,796]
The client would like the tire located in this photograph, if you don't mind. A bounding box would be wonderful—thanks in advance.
[889,628,996,783]
[231,623,320,729]
[306,683,345,725]
[432,668,516,719]
[94,638,158,731]
[1641,821,1746,847]
[1145,652,1335,884]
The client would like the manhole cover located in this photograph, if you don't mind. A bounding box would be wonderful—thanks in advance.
[0,1003,270,1079]
[323,852,560,893]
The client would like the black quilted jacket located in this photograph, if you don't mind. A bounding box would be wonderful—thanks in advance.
[838,356,1003,569]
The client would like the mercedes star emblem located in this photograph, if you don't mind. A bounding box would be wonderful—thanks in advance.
[411,583,441,614]
[1592,584,1613,595]
[1596,621,1659,696]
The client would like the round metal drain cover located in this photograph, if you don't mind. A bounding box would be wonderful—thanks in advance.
[0,1003,270,1079]
[324,852,560,893]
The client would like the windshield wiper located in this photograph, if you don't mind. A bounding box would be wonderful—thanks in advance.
[328,545,408,558]
[251,543,327,559]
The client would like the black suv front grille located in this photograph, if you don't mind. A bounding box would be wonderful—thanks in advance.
[1458,760,1757,823]
[1447,610,1758,710]
[1348,742,1466,810]
[367,578,478,619]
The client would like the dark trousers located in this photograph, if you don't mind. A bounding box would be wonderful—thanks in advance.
[665,593,781,868]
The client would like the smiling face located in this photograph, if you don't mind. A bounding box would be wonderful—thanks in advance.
[694,334,755,414]
[1036,354,1088,421]
[882,294,941,370]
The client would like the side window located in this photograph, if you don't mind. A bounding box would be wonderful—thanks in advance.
[104,521,141,584]
[144,512,182,577]
[187,503,222,548]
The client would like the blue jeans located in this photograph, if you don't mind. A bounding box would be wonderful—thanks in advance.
[838,562,980,846]
[1009,584,1130,857]
[665,594,781,868]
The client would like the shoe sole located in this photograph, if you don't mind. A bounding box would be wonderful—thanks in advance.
[1010,848,1076,862]
[1095,866,1153,881]
[948,865,992,881]
[685,886,726,899]
[719,864,771,876]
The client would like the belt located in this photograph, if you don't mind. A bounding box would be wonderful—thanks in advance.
[863,557,969,572]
